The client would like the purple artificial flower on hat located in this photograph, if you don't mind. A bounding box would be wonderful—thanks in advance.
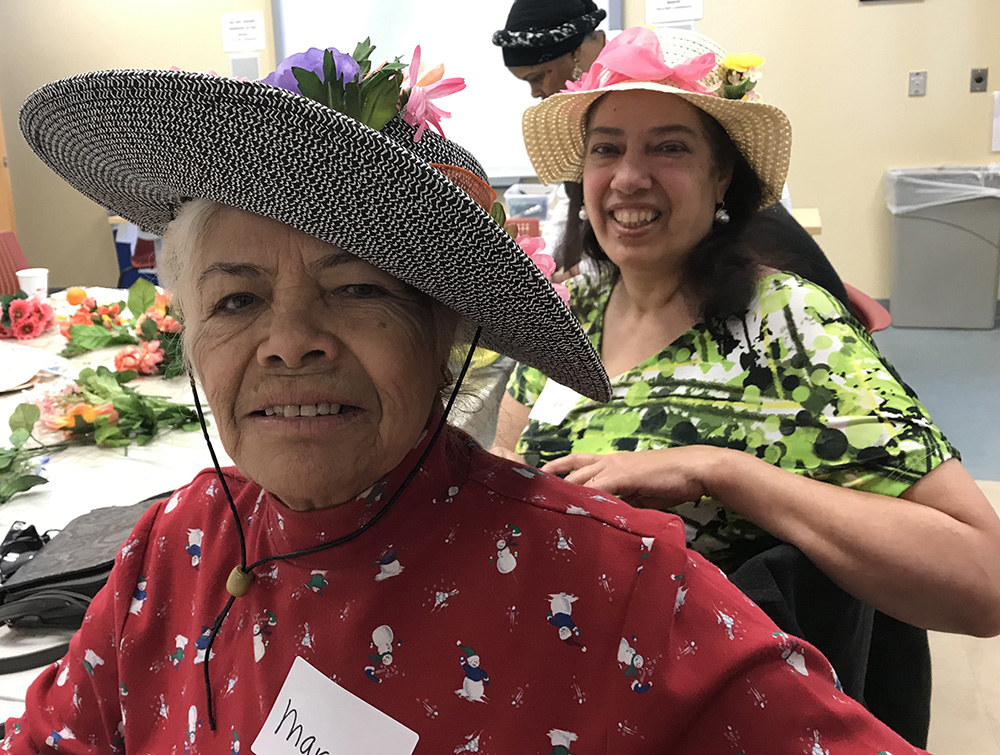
[262,46,361,94]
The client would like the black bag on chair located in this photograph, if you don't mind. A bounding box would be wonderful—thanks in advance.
[0,491,170,673]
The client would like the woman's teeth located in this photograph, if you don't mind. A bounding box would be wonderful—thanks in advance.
[612,210,659,228]
[264,403,343,417]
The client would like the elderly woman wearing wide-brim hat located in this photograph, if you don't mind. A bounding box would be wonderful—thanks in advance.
[495,28,1000,639]
[6,41,941,754]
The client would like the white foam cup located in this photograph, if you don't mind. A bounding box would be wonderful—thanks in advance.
[15,268,49,299]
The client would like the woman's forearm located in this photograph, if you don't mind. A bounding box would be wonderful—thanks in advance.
[710,452,1000,636]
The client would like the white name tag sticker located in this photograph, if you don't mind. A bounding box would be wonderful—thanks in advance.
[252,656,418,755]
[529,378,585,427]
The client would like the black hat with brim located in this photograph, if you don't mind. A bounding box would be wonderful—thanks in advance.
[19,69,611,401]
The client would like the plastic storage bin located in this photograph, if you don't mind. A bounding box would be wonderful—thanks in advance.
[503,183,555,221]
[884,165,1000,329]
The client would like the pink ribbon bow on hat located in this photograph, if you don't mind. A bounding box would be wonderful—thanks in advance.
[564,27,717,95]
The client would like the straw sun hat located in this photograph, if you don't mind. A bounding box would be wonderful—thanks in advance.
[521,27,792,208]
[19,47,611,402]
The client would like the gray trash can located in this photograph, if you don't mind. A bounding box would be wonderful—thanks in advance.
[885,165,1000,329]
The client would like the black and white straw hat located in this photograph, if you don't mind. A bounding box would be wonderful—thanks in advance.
[19,68,611,401]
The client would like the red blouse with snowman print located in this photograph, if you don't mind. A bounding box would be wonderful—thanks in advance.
[3,427,929,754]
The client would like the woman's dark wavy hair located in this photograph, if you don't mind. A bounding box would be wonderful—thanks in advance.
[556,96,765,323]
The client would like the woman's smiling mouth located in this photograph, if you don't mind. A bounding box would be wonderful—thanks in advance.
[261,402,346,417]
[610,208,661,228]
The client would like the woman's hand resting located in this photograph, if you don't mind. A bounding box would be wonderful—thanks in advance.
[541,447,732,508]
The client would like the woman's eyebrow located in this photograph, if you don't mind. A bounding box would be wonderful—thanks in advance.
[311,250,358,272]
[589,124,699,138]
[588,125,624,137]
[197,261,268,285]
[650,124,698,137]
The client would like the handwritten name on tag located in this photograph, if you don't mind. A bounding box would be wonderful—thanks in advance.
[252,656,418,755]
[528,379,584,427]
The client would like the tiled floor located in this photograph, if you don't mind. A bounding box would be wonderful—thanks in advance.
[927,480,1000,754]
[872,324,1000,482]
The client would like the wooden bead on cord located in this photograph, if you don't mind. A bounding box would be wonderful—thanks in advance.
[226,565,254,597]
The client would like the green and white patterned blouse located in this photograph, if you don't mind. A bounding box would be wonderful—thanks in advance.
[507,269,958,571]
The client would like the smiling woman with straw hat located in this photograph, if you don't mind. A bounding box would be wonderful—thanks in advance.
[4,37,945,755]
[494,24,1000,654]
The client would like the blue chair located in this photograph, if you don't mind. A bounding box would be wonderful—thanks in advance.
[112,222,158,288]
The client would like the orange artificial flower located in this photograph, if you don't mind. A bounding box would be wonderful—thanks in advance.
[46,402,119,433]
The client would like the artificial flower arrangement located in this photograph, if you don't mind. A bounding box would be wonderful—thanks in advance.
[61,279,184,378]
[116,286,183,378]
[262,38,464,141]
[59,293,134,353]
[0,291,55,340]
[563,28,764,103]
[718,52,764,101]
[0,366,201,503]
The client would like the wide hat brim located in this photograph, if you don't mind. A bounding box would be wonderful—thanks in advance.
[521,80,792,208]
[19,69,611,402]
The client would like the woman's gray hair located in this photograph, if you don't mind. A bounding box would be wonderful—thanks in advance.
[160,199,226,335]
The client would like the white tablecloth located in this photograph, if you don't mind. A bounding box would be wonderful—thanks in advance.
[0,288,230,717]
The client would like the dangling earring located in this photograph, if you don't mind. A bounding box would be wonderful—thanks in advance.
[570,53,583,82]
[578,205,589,221]
[714,202,730,225]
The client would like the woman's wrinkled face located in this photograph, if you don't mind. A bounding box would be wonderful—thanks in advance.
[583,90,732,272]
[187,207,445,511]
[508,53,576,99]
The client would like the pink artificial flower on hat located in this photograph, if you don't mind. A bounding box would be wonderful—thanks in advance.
[564,27,717,95]
[514,234,570,305]
[403,45,466,141]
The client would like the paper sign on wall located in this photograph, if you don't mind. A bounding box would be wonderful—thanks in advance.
[221,11,266,53]
[645,0,704,24]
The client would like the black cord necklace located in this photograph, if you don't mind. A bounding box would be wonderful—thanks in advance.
[189,328,483,731]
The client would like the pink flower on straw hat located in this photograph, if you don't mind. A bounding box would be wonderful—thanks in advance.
[564,27,717,94]
[403,45,466,141]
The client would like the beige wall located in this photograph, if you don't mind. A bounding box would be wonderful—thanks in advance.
[2,1,996,296]
[0,0,275,288]
[624,0,999,298]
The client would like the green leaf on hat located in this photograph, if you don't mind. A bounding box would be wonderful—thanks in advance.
[360,70,403,131]
[343,79,363,122]
[353,37,376,78]
[293,68,327,105]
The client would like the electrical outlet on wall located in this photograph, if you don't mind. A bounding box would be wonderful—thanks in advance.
[908,71,927,97]
[970,68,988,93]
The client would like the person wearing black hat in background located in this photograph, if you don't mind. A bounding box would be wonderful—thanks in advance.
[492,1,850,307]
[492,0,607,100]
